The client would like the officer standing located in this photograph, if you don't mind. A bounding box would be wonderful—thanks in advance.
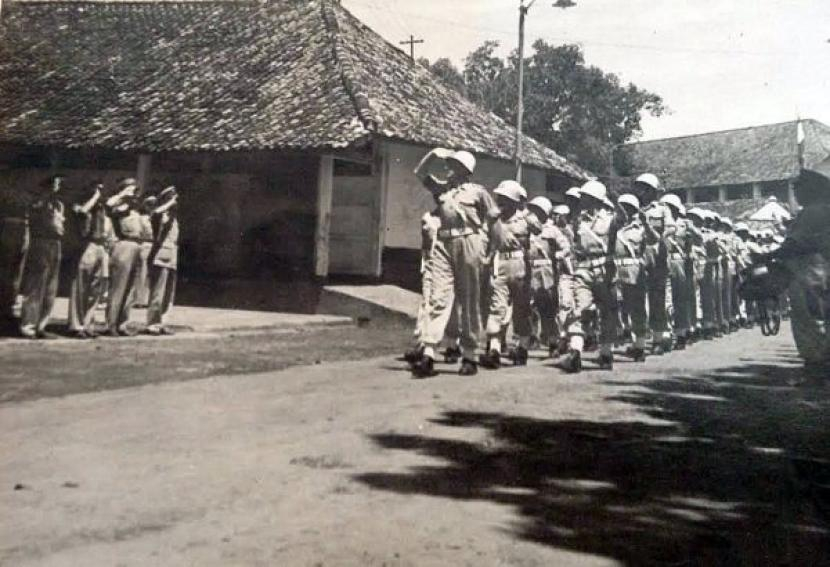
[551,204,576,357]
[481,180,532,368]
[404,207,441,366]
[411,148,499,378]
[0,178,32,335]
[717,217,737,333]
[133,195,157,308]
[686,208,709,339]
[68,181,113,339]
[700,211,723,339]
[146,186,179,335]
[635,173,676,354]
[19,174,66,339]
[561,180,623,372]
[615,193,654,361]
[105,178,144,337]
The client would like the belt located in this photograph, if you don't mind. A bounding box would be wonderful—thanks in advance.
[576,257,608,269]
[616,258,640,267]
[438,227,474,239]
[117,237,143,244]
[531,259,552,267]
[669,253,685,260]
[499,250,524,260]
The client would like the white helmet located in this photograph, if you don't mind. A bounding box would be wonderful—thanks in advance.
[494,180,525,203]
[687,207,706,221]
[618,193,640,210]
[580,180,613,209]
[552,204,570,216]
[721,217,734,228]
[447,150,476,174]
[660,193,684,212]
[565,186,581,200]
[635,173,662,191]
[528,196,553,217]
[734,222,750,233]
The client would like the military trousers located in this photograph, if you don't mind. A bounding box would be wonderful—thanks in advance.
[620,281,648,343]
[486,255,531,341]
[701,261,721,330]
[557,274,576,341]
[132,241,153,307]
[422,233,485,358]
[669,257,692,335]
[721,262,734,326]
[20,237,61,335]
[569,263,618,347]
[530,263,557,346]
[107,240,142,332]
[0,218,29,321]
[646,267,671,339]
[68,241,109,332]
[686,260,700,329]
[147,266,177,329]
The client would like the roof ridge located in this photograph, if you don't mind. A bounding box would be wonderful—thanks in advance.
[627,119,802,146]
[320,0,378,133]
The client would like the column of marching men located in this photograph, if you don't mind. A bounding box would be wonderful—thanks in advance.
[0,175,179,339]
[404,147,784,377]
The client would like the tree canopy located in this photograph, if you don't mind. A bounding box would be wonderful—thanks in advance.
[422,41,665,175]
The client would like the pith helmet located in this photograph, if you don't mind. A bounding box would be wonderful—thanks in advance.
[635,173,662,192]
[687,207,706,220]
[528,196,554,217]
[565,187,582,200]
[618,193,640,210]
[734,222,750,233]
[494,180,524,203]
[659,193,685,215]
[580,180,613,209]
[552,204,571,216]
[447,150,476,174]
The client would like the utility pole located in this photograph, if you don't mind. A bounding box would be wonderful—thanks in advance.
[515,0,575,183]
[399,35,424,61]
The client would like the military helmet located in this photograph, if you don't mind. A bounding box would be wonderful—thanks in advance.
[528,196,554,217]
[659,193,684,214]
[580,180,614,209]
[494,180,525,203]
[552,204,571,216]
[618,193,640,210]
[565,186,581,200]
[447,150,476,174]
[635,173,662,192]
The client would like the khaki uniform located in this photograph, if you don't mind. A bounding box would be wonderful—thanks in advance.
[133,214,154,307]
[643,201,676,342]
[486,210,531,347]
[701,228,722,331]
[569,208,621,352]
[0,187,30,323]
[147,212,179,330]
[667,219,700,338]
[422,182,498,358]
[68,204,113,333]
[689,242,706,330]
[107,206,144,333]
[20,196,64,336]
[530,220,571,346]
[414,211,441,345]
[615,218,650,346]
[718,232,735,328]
[557,224,576,345]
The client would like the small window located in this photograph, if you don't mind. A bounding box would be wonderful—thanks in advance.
[724,184,752,201]
[694,186,719,203]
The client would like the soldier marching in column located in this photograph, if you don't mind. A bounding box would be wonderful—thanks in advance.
[405,147,781,376]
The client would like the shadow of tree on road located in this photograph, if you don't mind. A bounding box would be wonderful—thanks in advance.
[355,356,830,565]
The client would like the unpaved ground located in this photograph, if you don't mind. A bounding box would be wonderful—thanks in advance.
[1,326,829,566]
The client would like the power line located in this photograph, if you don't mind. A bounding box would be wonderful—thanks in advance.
[399,34,425,61]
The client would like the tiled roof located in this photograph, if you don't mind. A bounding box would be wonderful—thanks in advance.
[0,0,588,179]
[622,120,830,190]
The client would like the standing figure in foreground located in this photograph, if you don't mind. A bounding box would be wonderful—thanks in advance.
[133,195,157,308]
[561,180,623,373]
[660,193,700,349]
[68,181,113,339]
[146,186,179,335]
[19,174,65,339]
[411,148,499,378]
[105,178,144,337]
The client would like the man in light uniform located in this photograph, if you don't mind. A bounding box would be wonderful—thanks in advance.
[68,181,113,339]
[615,193,655,361]
[660,193,701,349]
[105,178,145,337]
[686,208,709,339]
[481,180,532,368]
[412,148,499,378]
[635,173,676,354]
[733,222,754,327]
[700,211,723,339]
[133,195,157,308]
[404,206,442,366]
[717,216,737,333]
[19,174,65,339]
[146,186,179,335]
[561,180,623,372]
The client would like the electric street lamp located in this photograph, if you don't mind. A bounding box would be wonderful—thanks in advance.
[515,0,576,183]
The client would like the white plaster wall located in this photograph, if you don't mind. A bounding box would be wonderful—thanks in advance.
[381,140,547,250]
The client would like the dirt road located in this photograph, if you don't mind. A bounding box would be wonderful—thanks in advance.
[1,326,828,566]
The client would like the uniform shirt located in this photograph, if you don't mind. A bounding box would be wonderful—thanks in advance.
[110,205,144,241]
[642,201,676,237]
[668,218,701,259]
[29,196,64,239]
[150,212,179,270]
[702,228,721,262]
[615,219,648,259]
[77,203,114,244]
[493,209,529,253]
[433,182,499,232]
[573,208,620,260]
[138,214,154,243]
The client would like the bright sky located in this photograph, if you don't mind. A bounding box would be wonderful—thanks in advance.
[342,0,830,141]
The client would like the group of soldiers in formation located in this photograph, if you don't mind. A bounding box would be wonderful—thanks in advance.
[0,175,179,339]
[404,147,786,378]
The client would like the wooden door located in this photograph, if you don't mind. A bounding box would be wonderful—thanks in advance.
[327,159,380,276]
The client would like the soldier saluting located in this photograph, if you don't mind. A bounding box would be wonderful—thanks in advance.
[411,148,499,378]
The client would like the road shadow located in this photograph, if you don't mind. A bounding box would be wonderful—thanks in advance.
[355,357,830,565]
